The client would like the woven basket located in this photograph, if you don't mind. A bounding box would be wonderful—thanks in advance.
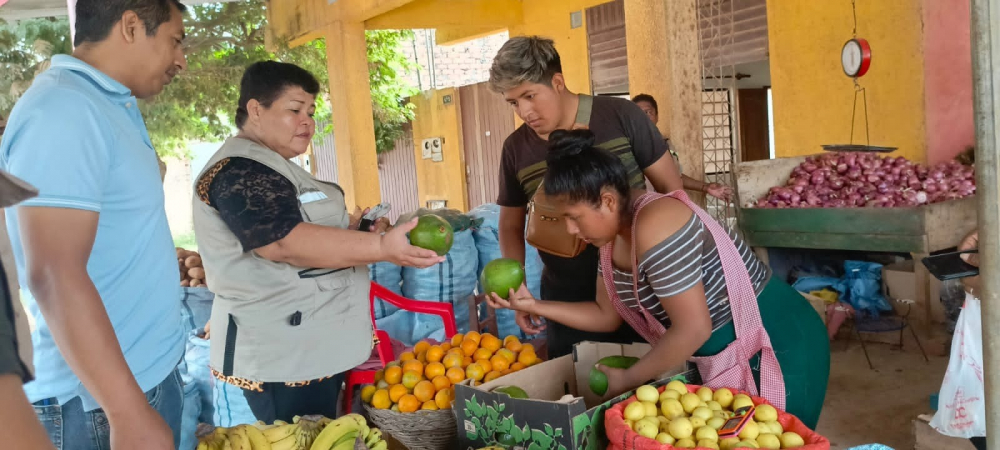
[363,403,456,450]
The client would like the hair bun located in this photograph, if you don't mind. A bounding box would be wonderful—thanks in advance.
[548,129,596,161]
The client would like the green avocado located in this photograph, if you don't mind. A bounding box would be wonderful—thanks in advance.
[479,258,526,300]
[408,214,454,256]
[588,356,640,396]
[492,385,529,399]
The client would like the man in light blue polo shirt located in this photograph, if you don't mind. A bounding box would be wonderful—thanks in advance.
[1,1,188,449]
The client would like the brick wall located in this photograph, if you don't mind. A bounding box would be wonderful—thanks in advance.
[401,30,509,90]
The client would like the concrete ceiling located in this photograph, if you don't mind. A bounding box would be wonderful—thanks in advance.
[1,0,244,20]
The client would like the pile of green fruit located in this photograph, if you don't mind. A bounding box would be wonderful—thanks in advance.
[195,414,388,450]
[620,381,807,450]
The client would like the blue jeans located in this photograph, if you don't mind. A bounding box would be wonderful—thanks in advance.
[33,369,184,450]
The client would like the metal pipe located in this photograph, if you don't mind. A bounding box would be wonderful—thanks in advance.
[971,0,1000,447]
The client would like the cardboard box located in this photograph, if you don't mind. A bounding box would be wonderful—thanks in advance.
[453,342,694,450]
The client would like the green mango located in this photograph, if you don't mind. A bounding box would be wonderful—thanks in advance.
[588,356,640,396]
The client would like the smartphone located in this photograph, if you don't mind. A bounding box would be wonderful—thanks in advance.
[358,203,391,231]
[718,405,756,439]
[921,250,979,281]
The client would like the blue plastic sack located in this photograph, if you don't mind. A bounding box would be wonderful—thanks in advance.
[369,261,403,319]
[468,204,543,340]
[179,287,214,332]
[843,260,892,316]
[791,276,842,295]
[213,379,257,427]
[179,380,202,450]
[183,330,215,425]
[391,229,477,345]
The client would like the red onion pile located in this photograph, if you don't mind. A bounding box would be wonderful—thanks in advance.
[751,152,976,209]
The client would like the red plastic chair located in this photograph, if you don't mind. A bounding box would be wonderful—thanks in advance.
[342,282,459,412]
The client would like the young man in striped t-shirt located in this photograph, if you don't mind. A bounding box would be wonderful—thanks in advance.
[488,36,684,357]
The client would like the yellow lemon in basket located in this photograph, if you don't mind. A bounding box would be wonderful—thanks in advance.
[696,386,714,402]
[698,440,720,450]
[667,417,693,440]
[754,404,779,422]
[757,434,781,449]
[635,419,659,439]
[655,433,676,444]
[623,401,647,422]
[696,426,719,442]
[674,438,696,449]
[660,389,681,403]
[660,398,685,420]
[707,400,723,411]
[665,380,688,395]
[707,417,727,430]
[780,432,805,448]
[764,420,783,435]
[692,406,713,421]
[636,385,659,403]
[680,393,702,414]
[713,388,734,409]
[689,417,706,429]
[733,395,755,412]
[736,440,760,449]
[738,420,760,440]
[719,437,741,450]
[643,402,658,417]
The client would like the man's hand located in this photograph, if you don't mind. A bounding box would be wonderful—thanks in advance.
[959,230,979,266]
[110,403,175,450]
[379,218,446,268]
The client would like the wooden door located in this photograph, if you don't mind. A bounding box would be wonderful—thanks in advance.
[737,88,770,162]
[459,82,516,209]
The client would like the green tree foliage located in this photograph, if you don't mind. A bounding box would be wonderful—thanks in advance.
[0,1,417,157]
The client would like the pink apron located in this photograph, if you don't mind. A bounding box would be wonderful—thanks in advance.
[598,191,786,409]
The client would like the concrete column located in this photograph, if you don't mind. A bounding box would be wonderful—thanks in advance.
[625,0,703,183]
[324,21,382,210]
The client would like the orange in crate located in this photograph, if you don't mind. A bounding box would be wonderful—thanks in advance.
[450,333,465,347]
[384,366,403,385]
[473,347,494,361]
[413,380,436,402]
[426,345,445,363]
[466,362,486,381]
[413,340,431,355]
[425,362,446,379]
[460,339,479,357]
[446,367,466,384]
[480,334,502,353]
[434,387,454,409]
[431,375,451,391]
[401,370,422,389]
[490,355,511,372]
[442,353,464,369]
[465,331,482,344]
[388,384,408,403]
[397,394,420,413]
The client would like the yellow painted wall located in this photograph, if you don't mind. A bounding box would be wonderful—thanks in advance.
[767,0,927,162]
[409,89,470,211]
[511,0,608,95]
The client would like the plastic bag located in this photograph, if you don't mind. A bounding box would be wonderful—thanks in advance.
[842,260,892,316]
[396,208,484,232]
[183,329,215,425]
[605,384,830,450]
[178,381,202,450]
[213,379,257,427]
[369,261,403,319]
[930,293,986,438]
[180,287,214,332]
[391,229,477,345]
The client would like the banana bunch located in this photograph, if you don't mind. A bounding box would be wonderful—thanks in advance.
[195,414,386,450]
[195,423,271,450]
[308,414,387,450]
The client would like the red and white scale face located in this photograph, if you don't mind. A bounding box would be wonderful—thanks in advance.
[841,38,872,78]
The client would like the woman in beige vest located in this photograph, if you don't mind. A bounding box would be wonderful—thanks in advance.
[192,61,443,422]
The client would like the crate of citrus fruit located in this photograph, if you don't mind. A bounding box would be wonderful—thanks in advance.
[361,331,543,450]
[604,380,830,450]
